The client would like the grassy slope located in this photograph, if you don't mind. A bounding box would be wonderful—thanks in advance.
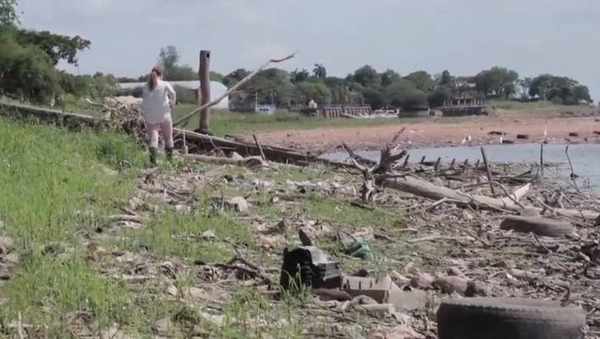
[0,119,147,333]
[0,117,409,338]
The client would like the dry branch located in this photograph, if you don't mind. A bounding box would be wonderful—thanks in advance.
[183,154,269,169]
[173,51,298,128]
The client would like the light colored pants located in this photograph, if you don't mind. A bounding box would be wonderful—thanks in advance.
[146,118,174,148]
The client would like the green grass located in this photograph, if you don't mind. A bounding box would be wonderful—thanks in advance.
[171,104,410,135]
[0,118,147,334]
[488,99,591,112]
[126,206,252,263]
[0,116,312,337]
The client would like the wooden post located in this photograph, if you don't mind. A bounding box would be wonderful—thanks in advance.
[539,143,544,177]
[198,50,211,134]
[402,154,410,168]
[480,147,496,196]
[434,157,442,172]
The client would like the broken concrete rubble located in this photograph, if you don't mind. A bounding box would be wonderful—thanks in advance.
[278,241,429,313]
[342,275,429,312]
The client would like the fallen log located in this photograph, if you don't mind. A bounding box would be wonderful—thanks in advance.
[380,175,599,220]
[174,128,353,168]
[499,215,573,238]
[0,102,109,128]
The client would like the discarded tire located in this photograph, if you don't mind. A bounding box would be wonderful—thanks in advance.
[500,215,573,238]
[437,297,586,339]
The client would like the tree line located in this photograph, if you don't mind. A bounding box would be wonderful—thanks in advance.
[0,0,594,110]
[119,46,594,110]
[0,0,119,105]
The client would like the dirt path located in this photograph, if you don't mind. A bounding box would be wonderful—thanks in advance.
[254,114,600,151]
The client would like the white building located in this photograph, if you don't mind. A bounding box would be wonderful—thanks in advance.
[117,80,229,110]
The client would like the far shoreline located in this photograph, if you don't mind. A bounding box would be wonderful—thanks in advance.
[245,113,600,153]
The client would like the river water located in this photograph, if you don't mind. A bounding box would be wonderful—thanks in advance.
[326,143,600,190]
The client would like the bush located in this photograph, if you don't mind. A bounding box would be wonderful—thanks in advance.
[0,30,62,104]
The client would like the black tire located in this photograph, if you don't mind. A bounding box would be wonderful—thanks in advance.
[437,297,586,339]
[500,216,573,238]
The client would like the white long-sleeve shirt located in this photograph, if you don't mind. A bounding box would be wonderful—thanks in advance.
[142,80,176,124]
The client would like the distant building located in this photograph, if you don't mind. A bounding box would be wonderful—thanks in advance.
[441,96,488,117]
[117,80,229,110]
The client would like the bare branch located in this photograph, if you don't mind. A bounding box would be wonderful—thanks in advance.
[173,51,299,128]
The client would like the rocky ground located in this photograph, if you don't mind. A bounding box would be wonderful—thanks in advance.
[1,106,600,338]
[4,149,599,338]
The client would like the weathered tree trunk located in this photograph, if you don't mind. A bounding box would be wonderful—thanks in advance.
[381,175,599,220]
[500,215,573,238]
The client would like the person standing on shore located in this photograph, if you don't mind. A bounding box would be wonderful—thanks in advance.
[142,65,177,165]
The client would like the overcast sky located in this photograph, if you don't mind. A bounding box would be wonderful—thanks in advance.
[16,0,600,100]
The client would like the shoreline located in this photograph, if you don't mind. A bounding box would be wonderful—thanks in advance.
[248,114,600,152]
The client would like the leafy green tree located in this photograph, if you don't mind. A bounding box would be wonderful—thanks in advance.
[528,74,554,100]
[0,30,61,104]
[15,29,91,66]
[294,81,332,104]
[290,68,310,84]
[352,65,380,87]
[474,67,519,99]
[384,79,427,110]
[439,70,453,86]
[427,86,453,108]
[572,85,591,103]
[517,77,532,99]
[405,70,433,92]
[528,74,591,104]
[240,68,293,107]
[380,69,400,87]
[210,71,224,82]
[223,68,251,87]
[312,63,326,78]
[360,86,386,109]
[158,45,179,73]
[0,0,19,27]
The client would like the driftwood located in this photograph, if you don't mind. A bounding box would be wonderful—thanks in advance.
[173,128,351,167]
[183,154,268,169]
[343,138,599,221]
[173,52,298,128]
[183,153,306,171]
[381,175,598,220]
[499,216,573,238]
[0,102,107,128]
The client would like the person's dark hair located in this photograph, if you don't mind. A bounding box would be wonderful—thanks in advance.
[147,65,163,90]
